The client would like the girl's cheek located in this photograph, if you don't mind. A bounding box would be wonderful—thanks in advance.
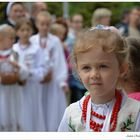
[83,79,89,84]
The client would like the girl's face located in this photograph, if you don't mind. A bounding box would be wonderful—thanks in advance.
[1,35,15,50]
[77,47,127,100]
[57,27,66,41]
[99,16,111,26]
[36,16,51,36]
[17,24,32,41]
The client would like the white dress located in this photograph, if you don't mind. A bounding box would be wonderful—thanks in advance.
[13,42,47,131]
[0,49,24,131]
[30,33,68,131]
[58,91,140,132]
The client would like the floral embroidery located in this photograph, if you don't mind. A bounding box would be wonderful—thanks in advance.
[68,117,75,131]
[121,114,134,131]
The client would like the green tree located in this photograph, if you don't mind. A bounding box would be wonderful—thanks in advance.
[1,2,140,27]
[0,2,7,20]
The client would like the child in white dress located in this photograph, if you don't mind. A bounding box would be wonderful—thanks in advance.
[58,25,140,132]
[0,24,24,131]
[30,11,68,131]
[121,37,140,101]
[13,18,47,131]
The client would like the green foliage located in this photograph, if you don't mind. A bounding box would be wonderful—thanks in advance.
[48,2,63,17]
[69,2,140,27]
[0,2,7,20]
[0,2,140,27]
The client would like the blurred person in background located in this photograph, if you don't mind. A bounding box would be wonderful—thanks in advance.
[117,7,140,37]
[1,2,26,28]
[70,14,83,32]
[91,8,112,27]
[30,11,68,131]
[13,18,47,131]
[65,13,86,104]
[31,2,48,34]
[121,37,140,101]
[50,20,71,105]
[0,24,24,131]
[66,13,84,53]
[116,9,130,29]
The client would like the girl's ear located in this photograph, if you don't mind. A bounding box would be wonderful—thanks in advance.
[119,62,129,78]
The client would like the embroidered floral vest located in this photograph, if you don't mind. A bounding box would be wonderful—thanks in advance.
[67,96,140,132]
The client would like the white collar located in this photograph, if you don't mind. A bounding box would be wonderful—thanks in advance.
[91,98,115,109]
[86,97,114,132]
[83,90,127,132]
[18,42,31,50]
[38,33,49,39]
[0,48,12,56]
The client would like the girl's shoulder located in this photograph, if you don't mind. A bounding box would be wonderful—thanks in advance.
[121,91,140,112]
[48,33,61,45]
[29,42,39,50]
[12,42,39,52]
[116,96,140,131]
[126,97,140,107]
[30,34,38,41]
[66,95,86,116]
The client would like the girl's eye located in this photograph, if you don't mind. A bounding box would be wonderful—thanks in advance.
[82,66,91,71]
[99,64,109,69]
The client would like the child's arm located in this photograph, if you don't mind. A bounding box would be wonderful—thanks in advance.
[135,112,140,131]
[9,60,30,83]
[28,48,48,82]
[40,49,53,83]
[9,50,30,83]
[58,107,74,132]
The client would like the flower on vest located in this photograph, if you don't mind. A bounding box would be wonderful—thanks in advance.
[68,117,75,131]
[120,114,134,131]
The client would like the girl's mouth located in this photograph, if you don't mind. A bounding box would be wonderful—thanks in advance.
[90,83,102,85]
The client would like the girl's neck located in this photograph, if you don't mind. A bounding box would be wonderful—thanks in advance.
[0,45,7,51]
[39,32,48,38]
[90,91,115,104]
[19,39,30,45]
[0,46,4,51]
[123,81,136,94]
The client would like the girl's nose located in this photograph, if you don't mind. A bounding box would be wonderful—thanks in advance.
[90,69,100,79]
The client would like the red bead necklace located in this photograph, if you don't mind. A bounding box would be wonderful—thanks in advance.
[82,90,122,132]
[0,54,10,60]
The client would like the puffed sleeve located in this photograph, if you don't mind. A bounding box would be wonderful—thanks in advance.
[58,106,74,132]
[135,111,140,131]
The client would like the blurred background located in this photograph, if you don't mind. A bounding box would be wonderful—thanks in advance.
[0,2,140,132]
[1,2,140,26]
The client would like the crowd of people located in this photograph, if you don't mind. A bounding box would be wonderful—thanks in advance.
[0,2,140,132]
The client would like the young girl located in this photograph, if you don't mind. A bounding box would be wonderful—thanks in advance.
[30,11,68,131]
[13,18,47,131]
[122,37,140,101]
[0,24,24,131]
[50,23,70,64]
[50,23,71,102]
[58,25,140,132]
